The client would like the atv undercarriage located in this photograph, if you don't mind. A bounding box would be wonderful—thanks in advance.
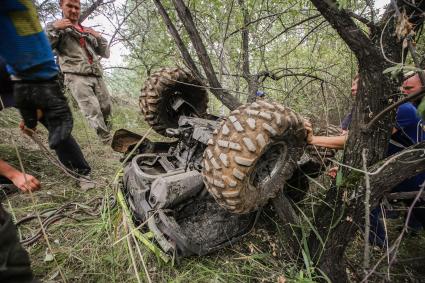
[112,67,330,259]
[114,116,259,257]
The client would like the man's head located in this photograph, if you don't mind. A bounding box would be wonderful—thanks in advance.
[351,74,359,97]
[401,73,422,96]
[60,0,80,24]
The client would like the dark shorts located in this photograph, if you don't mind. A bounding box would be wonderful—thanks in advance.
[0,203,34,282]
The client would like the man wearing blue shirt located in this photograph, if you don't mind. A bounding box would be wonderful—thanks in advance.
[305,73,425,246]
[391,74,425,226]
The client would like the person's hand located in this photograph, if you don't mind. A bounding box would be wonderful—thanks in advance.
[9,172,41,193]
[84,27,101,38]
[304,119,313,144]
[327,166,339,179]
[19,121,35,137]
[19,109,41,137]
[52,19,73,30]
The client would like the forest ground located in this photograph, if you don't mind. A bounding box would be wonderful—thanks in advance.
[1,100,425,282]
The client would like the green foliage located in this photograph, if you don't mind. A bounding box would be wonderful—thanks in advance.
[115,0,361,125]
[383,64,422,79]
[417,96,425,119]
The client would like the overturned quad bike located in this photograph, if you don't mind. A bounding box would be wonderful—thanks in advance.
[112,68,334,259]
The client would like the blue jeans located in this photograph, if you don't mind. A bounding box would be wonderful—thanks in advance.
[369,202,425,247]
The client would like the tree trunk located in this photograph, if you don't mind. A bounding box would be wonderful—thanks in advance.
[272,191,301,260]
[80,0,105,23]
[153,0,202,81]
[237,0,258,103]
[172,0,241,110]
[305,1,425,281]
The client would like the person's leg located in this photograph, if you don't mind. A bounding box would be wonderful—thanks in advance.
[53,135,91,176]
[0,175,18,200]
[369,206,387,247]
[0,203,35,282]
[412,202,425,227]
[0,175,11,183]
[94,77,112,132]
[393,180,424,232]
[64,74,110,140]
[39,117,90,175]
[54,135,95,190]
[406,200,425,231]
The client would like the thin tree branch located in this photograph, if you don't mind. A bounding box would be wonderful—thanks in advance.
[362,149,371,275]
[346,11,376,29]
[153,0,202,80]
[226,6,297,39]
[309,0,378,60]
[172,0,241,110]
[252,14,321,51]
[80,0,110,22]
[238,0,257,103]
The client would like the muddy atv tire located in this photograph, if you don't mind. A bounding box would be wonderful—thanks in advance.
[202,100,306,214]
[139,68,208,136]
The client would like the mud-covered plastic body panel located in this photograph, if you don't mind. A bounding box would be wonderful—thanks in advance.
[119,116,257,257]
[122,155,257,257]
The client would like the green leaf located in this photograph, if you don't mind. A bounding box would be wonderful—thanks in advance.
[417,97,425,120]
[336,170,343,187]
[383,64,422,80]
[402,65,423,72]
[44,250,54,262]
[382,64,402,74]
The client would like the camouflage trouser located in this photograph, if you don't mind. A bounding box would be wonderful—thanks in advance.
[64,73,112,141]
[0,203,35,282]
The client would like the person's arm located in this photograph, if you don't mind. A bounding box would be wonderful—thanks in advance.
[84,28,110,58]
[45,20,73,49]
[396,103,420,129]
[0,160,40,192]
[309,135,348,149]
[95,35,110,58]
[45,22,62,49]
[304,120,347,149]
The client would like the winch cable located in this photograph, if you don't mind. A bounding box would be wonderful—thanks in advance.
[27,129,105,185]
[13,127,153,246]
[0,101,68,282]
[16,195,116,246]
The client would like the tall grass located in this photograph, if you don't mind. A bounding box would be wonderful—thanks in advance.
[1,102,424,282]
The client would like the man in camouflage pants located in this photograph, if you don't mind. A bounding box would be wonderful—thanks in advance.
[46,0,112,143]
